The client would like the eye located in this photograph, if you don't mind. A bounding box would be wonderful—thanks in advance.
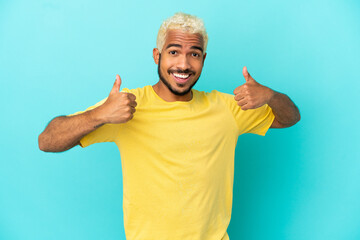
[192,52,200,57]
[169,50,177,55]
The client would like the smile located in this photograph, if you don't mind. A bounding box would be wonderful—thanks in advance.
[171,72,192,84]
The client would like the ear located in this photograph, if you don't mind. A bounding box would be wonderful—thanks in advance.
[202,52,207,64]
[153,48,160,64]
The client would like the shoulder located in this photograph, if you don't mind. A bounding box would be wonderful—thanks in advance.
[121,85,151,102]
[121,85,148,95]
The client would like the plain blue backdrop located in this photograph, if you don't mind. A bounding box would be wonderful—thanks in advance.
[1,0,360,239]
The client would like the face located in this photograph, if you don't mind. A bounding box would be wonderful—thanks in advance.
[153,29,207,97]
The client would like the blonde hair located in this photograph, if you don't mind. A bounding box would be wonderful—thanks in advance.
[156,12,208,53]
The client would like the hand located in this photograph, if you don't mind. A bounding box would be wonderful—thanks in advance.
[96,74,137,124]
[233,66,275,110]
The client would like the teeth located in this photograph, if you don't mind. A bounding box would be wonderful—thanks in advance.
[173,73,190,79]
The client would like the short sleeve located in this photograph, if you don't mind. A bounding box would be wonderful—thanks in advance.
[67,97,120,148]
[217,91,275,136]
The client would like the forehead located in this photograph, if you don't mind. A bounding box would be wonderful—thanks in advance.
[163,29,204,49]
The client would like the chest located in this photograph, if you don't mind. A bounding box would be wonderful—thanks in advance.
[118,102,237,155]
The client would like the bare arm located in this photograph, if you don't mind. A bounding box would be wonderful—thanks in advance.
[234,66,300,128]
[267,91,300,128]
[38,74,137,152]
[38,109,105,152]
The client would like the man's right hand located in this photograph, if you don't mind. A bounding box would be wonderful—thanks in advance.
[38,74,137,152]
[95,74,137,124]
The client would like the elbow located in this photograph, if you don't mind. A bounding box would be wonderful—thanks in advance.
[296,112,301,124]
[287,112,301,127]
[38,132,49,152]
[289,110,301,127]
[272,111,301,129]
[38,132,75,153]
[287,106,301,127]
[294,108,301,125]
[38,132,56,152]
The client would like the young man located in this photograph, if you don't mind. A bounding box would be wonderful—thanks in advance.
[39,12,300,240]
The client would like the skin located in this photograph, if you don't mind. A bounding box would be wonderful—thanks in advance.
[38,28,300,152]
[38,75,137,152]
[233,66,300,128]
[153,29,300,128]
[152,30,206,102]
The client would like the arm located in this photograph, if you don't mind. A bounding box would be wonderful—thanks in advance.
[38,75,137,152]
[233,66,300,128]
[267,91,300,128]
[38,109,105,152]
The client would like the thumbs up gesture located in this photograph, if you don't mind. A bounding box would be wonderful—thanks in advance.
[96,74,137,124]
[233,67,275,110]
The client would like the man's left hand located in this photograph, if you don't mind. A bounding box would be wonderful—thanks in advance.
[233,66,275,110]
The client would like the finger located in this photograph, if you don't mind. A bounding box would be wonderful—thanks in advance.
[233,85,245,95]
[234,93,245,101]
[243,66,256,83]
[129,100,137,108]
[237,98,248,107]
[116,74,122,87]
[240,103,250,110]
[111,74,122,94]
[243,66,251,82]
[130,106,136,114]
[127,93,136,101]
[243,66,255,82]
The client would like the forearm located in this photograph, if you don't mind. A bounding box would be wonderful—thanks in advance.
[268,91,300,127]
[38,108,105,152]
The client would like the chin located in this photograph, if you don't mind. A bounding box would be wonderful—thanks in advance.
[169,84,192,96]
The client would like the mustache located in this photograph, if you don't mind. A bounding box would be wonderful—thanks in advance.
[168,69,195,75]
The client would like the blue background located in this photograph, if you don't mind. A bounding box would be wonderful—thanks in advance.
[1,0,360,239]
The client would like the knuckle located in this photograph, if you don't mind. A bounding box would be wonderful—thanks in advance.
[119,94,126,101]
[125,106,131,112]
[128,93,136,99]
[123,99,130,105]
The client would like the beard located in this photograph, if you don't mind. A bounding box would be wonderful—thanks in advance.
[157,54,201,96]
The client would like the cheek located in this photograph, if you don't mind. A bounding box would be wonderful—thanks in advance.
[160,63,170,74]
[192,61,204,72]
[160,58,173,70]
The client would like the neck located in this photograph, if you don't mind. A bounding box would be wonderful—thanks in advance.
[152,81,193,102]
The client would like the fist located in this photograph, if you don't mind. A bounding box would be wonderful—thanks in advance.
[98,74,137,124]
[233,66,274,110]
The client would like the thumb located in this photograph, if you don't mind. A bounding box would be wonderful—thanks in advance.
[242,66,251,82]
[110,74,122,94]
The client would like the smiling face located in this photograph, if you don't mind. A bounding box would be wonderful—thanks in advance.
[153,29,207,101]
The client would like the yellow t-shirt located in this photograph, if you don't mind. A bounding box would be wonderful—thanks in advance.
[71,85,275,240]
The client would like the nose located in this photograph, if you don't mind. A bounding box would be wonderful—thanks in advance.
[176,54,191,70]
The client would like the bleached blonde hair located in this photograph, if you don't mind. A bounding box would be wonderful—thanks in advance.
[156,12,208,53]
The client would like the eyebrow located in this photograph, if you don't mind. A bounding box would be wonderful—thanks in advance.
[165,44,203,53]
[190,46,204,52]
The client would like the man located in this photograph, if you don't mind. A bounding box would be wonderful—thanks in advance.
[39,12,300,240]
